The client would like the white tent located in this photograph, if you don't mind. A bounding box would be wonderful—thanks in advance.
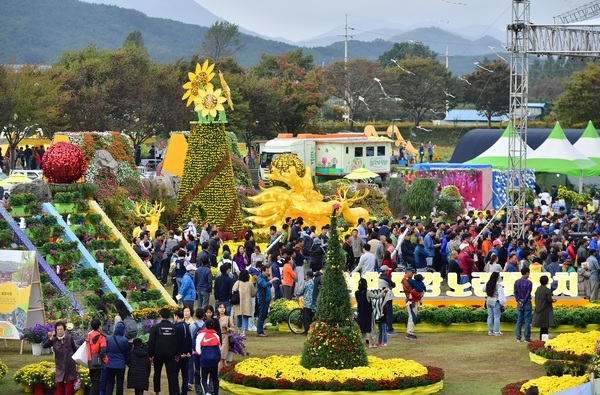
[573,121,600,170]
[465,123,534,169]
[527,122,597,192]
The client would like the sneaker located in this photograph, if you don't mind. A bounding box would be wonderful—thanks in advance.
[405,334,416,340]
[387,331,399,336]
[525,339,532,342]
[488,332,494,336]
[257,333,268,337]
[247,325,257,332]
[380,342,388,347]
[493,332,504,336]
[516,339,522,342]
[369,343,377,348]
[410,334,418,339]
[188,383,193,391]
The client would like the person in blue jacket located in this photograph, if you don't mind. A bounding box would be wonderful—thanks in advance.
[256,264,278,337]
[105,322,131,395]
[413,237,428,271]
[178,264,197,310]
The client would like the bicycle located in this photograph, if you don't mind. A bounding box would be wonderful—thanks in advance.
[287,297,306,334]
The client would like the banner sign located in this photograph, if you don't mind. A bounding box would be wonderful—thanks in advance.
[0,251,36,339]
[346,271,579,298]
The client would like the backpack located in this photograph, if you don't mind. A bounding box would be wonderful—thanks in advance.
[370,289,386,322]
[195,330,221,367]
[302,235,313,256]
[122,316,138,340]
[191,320,205,348]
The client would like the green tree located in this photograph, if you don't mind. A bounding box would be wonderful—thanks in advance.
[252,49,314,79]
[122,30,148,57]
[378,42,438,67]
[462,60,510,126]
[301,210,368,370]
[0,65,70,168]
[199,21,244,62]
[554,63,600,126]
[381,57,455,126]
[323,59,382,129]
[56,45,112,131]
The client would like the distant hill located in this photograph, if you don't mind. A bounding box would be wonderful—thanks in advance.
[0,0,501,76]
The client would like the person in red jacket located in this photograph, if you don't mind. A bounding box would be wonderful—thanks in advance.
[458,242,477,286]
[86,318,108,395]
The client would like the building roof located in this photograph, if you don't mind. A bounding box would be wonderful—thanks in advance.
[442,109,508,123]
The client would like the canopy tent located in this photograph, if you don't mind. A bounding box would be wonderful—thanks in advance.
[527,122,596,177]
[0,173,33,187]
[450,128,584,163]
[464,124,534,169]
[573,121,600,168]
[344,167,379,179]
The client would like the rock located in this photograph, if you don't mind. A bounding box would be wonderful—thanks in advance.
[11,179,52,202]
[155,169,181,199]
[93,150,119,172]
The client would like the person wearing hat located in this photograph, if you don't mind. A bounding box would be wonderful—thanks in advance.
[587,249,600,300]
[562,258,576,274]
[178,264,197,310]
[378,265,397,341]
[401,267,418,340]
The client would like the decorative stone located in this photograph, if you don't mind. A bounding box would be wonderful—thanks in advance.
[93,150,119,172]
[11,179,52,202]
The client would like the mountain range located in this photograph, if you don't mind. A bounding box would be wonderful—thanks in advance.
[1,0,507,76]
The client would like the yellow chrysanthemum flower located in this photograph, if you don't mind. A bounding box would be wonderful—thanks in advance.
[181,60,216,107]
[193,86,226,118]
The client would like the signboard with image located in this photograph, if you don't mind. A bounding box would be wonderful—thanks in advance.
[0,251,41,340]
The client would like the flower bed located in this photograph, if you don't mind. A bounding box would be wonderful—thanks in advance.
[14,361,91,389]
[221,356,444,392]
[501,375,588,395]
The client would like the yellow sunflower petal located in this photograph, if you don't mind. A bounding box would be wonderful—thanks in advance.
[188,72,197,82]
[215,103,225,112]
[202,59,209,72]
[201,107,211,118]
[186,96,195,107]
[183,81,193,89]
[208,107,218,118]
[213,88,222,96]
[182,91,191,100]
[217,96,227,104]
[195,63,202,74]
[206,62,215,75]
[206,72,215,82]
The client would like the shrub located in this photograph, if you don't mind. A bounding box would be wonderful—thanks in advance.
[401,178,438,217]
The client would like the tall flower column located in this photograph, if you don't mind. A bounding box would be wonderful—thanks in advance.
[176,60,243,231]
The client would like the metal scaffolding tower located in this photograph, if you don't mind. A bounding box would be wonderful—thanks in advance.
[505,0,600,237]
[554,0,600,24]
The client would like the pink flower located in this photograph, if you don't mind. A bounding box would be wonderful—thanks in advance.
[332,203,340,210]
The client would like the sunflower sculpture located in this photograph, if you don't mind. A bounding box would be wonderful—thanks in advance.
[177,60,244,232]
[182,60,233,123]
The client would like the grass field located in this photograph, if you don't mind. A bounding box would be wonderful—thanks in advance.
[0,329,545,395]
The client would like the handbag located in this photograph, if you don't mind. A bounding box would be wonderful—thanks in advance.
[230,290,240,305]
[72,342,89,367]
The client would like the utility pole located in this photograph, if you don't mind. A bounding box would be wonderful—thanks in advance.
[341,14,354,123]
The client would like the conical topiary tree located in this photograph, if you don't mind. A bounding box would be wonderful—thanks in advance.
[176,60,243,232]
[300,207,368,370]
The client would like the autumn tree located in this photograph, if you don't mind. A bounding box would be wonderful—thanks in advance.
[323,59,382,129]
[251,50,326,134]
[0,65,70,168]
[380,57,455,126]
[199,21,244,62]
[462,59,510,126]
[555,63,600,126]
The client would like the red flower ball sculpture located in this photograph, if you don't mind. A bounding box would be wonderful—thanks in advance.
[42,142,88,184]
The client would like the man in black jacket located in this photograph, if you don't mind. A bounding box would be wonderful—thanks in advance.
[214,263,234,316]
[174,310,193,395]
[148,308,180,395]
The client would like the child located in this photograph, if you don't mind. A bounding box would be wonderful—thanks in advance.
[195,319,221,395]
[217,302,234,371]
[127,338,151,395]
[407,274,426,306]
[204,305,222,341]
[191,307,205,393]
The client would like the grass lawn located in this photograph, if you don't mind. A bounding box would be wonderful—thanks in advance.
[0,329,545,395]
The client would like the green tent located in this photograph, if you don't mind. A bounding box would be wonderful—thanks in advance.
[573,121,600,171]
[465,123,533,169]
[527,122,596,177]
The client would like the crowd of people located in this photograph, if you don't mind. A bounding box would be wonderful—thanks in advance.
[42,185,600,394]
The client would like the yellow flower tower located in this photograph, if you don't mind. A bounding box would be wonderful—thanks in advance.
[177,60,243,232]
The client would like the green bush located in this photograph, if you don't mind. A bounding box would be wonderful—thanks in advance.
[401,178,438,217]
